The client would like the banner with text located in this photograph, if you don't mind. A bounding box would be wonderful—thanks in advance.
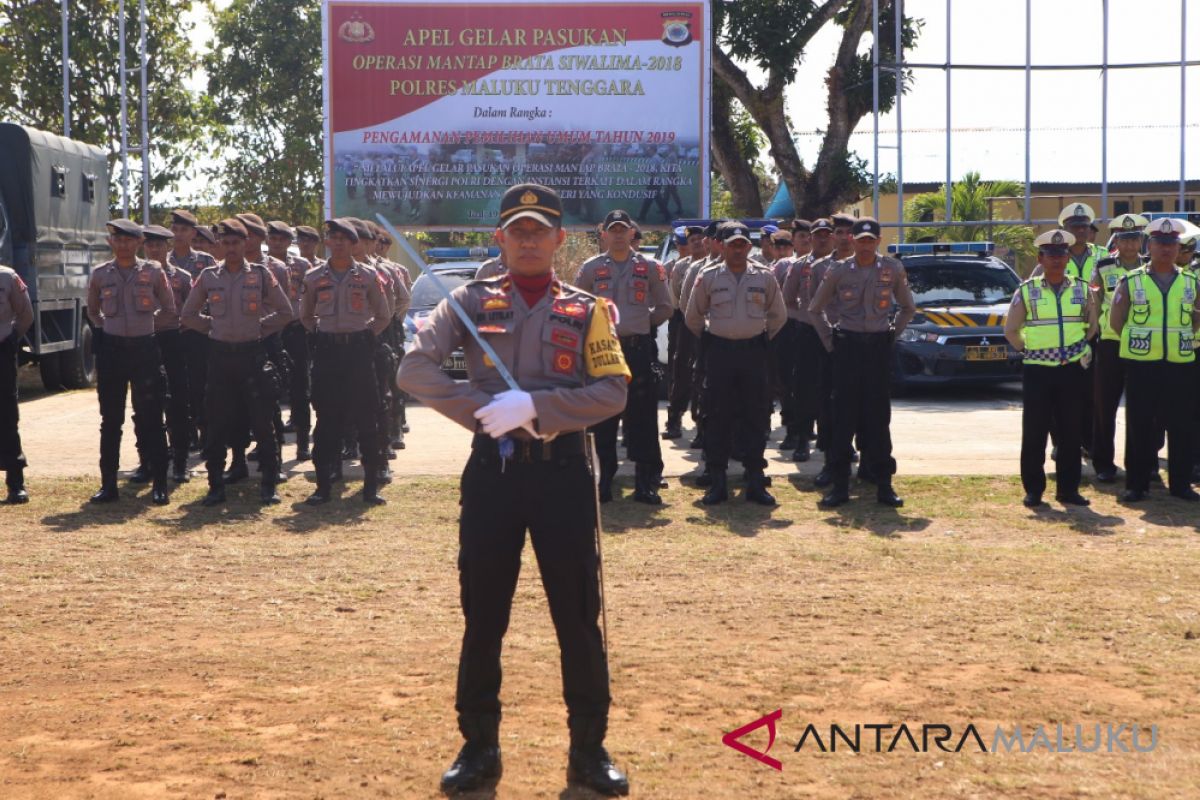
[323,0,710,230]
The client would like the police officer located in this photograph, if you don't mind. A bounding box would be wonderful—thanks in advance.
[1109,217,1200,502]
[145,225,194,483]
[396,183,631,797]
[368,222,414,451]
[474,251,507,280]
[663,225,705,439]
[685,222,787,504]
[792,218,813,260]
[0,262,33,503]
[181,219,294,506]
[575,210,673,504]
[301,219,391,505]
[676,220,726,453]
[295,225,325,268]
[1004,230,1098,507]
[767,229,801,450]
[267,220,315,460]
[782,217,836,462]
[1089,213,1147,482]
[809,217,916,508]
[86,219,175,505]
[193,224,220,260]
[167,209,217,452]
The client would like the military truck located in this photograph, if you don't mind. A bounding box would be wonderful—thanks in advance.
[0,122,110,390]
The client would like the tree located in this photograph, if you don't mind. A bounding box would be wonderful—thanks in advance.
[0,0,212,206]
[903,172,1036,271]
[204,0,323,225]
[712,0,919,220]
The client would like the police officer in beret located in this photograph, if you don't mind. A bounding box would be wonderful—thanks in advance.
[301,218,391,505]
[782,217,836,462]
[181,219,294,506]
[266,220,315,460]
[167,209,217,452]
[192,224,219,260]
[809,217,915,508]
[295,225,325,268]
[0,260,33,503]
[1004,229,1098,507]
[143,224,194,483]
[663,225,705,439]
[767,229,801,450]
[686,222,787,504]
[86,219,176,505]
[397,183,631,797]
[575,210,673,504]
[1109,217,1200,502]
[677,220,728,456]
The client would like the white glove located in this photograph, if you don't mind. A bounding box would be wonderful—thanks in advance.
[473,389,539,439]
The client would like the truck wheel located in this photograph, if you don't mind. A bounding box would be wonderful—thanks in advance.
[60,320,97,389]
[39,353,64,391]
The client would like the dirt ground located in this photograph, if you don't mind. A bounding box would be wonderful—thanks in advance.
[2,474,1197,799]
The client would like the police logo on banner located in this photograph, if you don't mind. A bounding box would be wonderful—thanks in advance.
[661,11,693,46]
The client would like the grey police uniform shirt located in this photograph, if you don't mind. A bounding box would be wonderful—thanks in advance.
[678,255,722,321]
[253,253,294,318]
[372,256,412,319]
[685,262,788,340]
[808,253,917,350]
[0,266,34,342]
[180,261,294,343]
[668,255,692,306]
[167,248,217,279]
[86,258,176,337]
[396,276,629,436]
[279,254,314,307]
[475,256,506,281]
[299,261,391,335]
[782,253,824,325]
[574,252,673,336]
[154,261,192,332]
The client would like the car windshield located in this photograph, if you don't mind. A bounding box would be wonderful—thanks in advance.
[906,262,1020,306]
[411,271,475,307]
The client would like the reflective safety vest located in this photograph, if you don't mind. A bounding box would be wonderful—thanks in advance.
[1067,244,1108,284]
[1019,275,1089,366]
[1118,268,1197,363]
[1095,258,1143,341]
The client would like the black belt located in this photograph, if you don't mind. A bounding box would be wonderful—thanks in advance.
[834,328,889,340]
[316,330,373,346]
[472,431,586,463]
[705,333,766,350]
[209,339,262,354]
[101,333,156,348]
[619,333,654,346]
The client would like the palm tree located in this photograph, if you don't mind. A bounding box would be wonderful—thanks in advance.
[904,172,1036,274]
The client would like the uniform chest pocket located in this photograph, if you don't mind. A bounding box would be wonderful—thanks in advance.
[709,288,734,318]
[873,283,893,311]
[207,289,227,317]
[745,287,766,318]
[100,285,120,315]
[838,285,860,304]
[593,280,613,297]
[346,284,368,315]
[629,278,649,305]
[1129,302,1151,326]
[242,288,262,315]
[542,324,583,378]
[315,285,335,314]
[133,283,155,313]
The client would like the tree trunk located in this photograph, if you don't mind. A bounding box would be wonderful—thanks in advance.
[709,83,763,217]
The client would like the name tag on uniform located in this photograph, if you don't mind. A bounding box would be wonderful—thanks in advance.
[245,273,260,287]
[1071,284,1085,304]
[1028,287,1042,302]
[1132,286,1147,305]
[595,267,611,280]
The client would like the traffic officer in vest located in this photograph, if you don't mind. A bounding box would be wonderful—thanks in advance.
[575,210,673,504]
[1109,217,1200,502]
[267,220,315,461]
[167,209,217,452]
[144,224,194,483]
[0,262,33,503]
[663,225,705,439]
[1089,213,1147,482]
[396,182,632,797]
[300,219,391,506]
[1055,203,1108,281]
[1181,226,1200,483]
[685,222,788,505]
[1003,229,1098,508]
[180,219,294,506]
[809,217,915,508]
[85,219,176,505]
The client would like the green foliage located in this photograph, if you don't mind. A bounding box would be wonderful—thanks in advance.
[715,0,822,85]
[835,0,921,120]
[904,172,1036,270]
[204,0,323,225]
[729,100,764,164]
[0,0,211,205]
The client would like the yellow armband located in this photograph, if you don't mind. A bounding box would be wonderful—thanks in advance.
[584,297,632,380]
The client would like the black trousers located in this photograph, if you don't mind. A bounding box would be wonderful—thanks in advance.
[1020,362,1085,498]
[828,331,895,486]
[311,333,382,479]
[815,338,834,452]
[794,322,824,444]
[0,334,25,472]
[281,322,311,437]
[1124,360,1194,494]
[96,335,167,481]
[667,320,695,421]
[455,442,610,722]
[203,343,279,486]
[704,335,770,473]
[182,329,208,435]
[593,334,662,480]
[771,319,800,430]
[1091,339,1125,473]
[155,329,191,467]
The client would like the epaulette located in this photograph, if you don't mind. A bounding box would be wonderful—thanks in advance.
[1096,256,1117,267]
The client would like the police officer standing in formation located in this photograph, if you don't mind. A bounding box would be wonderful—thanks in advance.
[809,217,915,508]
[1004,230,1098,507]
[267,220,315,461]
[0,260,33,503]
[782,217,836,463]
[575,210,673,504]
[397,183,631,797]
[685,222,787,504]
[181,219,294,506]
[295,225,325,268]
[167,209,217,451]
[300,219,392,506]
[676,221,726,453]
[767,227,801,451]
[143,224,194,483]
[1088,213,1147,482]
[86,219,176,505]
[366,221,412,453]
[662,225,705,439]
[1109,217,1200,503]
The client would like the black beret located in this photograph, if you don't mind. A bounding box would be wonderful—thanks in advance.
[194,225,217,244]
[349,218,375,241]
[214,218,248,239]
[295,225,321,242]
[106,218,143,237]
[235,213,267,237]
[266,220,295,239]
[324,218,360,243]
[169,209,199,227]
[142,224,174,241]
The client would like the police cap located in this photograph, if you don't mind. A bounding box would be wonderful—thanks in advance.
[498,183,563,229]
[324,218,360,242]
[1145,217,1185,242]
[1057,202,1096,227]
[266,220,295,239]
[1109,213,1148,238]
[235,213,268,237]
[602,209,634,230]
[852,217,882,240]
[348,218,375,241]
[214,218,248,239]
[721,223,752,244]
[106,218,143,238]
[831,213,856,229]
[685,225,704,237]
[771,231,793,246]
[810,218,834,233]
[1034,229,1075,252]
[169,208,199,227]
[792,219,812,233]
[142,224,173,241]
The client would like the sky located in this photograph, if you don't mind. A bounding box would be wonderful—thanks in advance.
[167,0,1199,203]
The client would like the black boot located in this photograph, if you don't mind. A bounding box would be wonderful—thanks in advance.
[128,463,152,485]
[702,470,728,505]
[5,467,29,504]
[792,441,810,462]
[306,467,332,506]
[819,480,851,508]
[363,472,387,506]
[632,463,662,505]
[813,466,834,488]
[259,480,280,505]
[440,714,501,794]
[661,414,682,440]
[567,717,629,797]
[90,472,120,504]
[598,462,616,503]
[780,431,799,451]
[172,458,190,483]
[295,433,311,462]
[744,471,776,506]
[201,481,226,507]
[151,471,170,506]
[223,451,249,484]
[876,482,904,508]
